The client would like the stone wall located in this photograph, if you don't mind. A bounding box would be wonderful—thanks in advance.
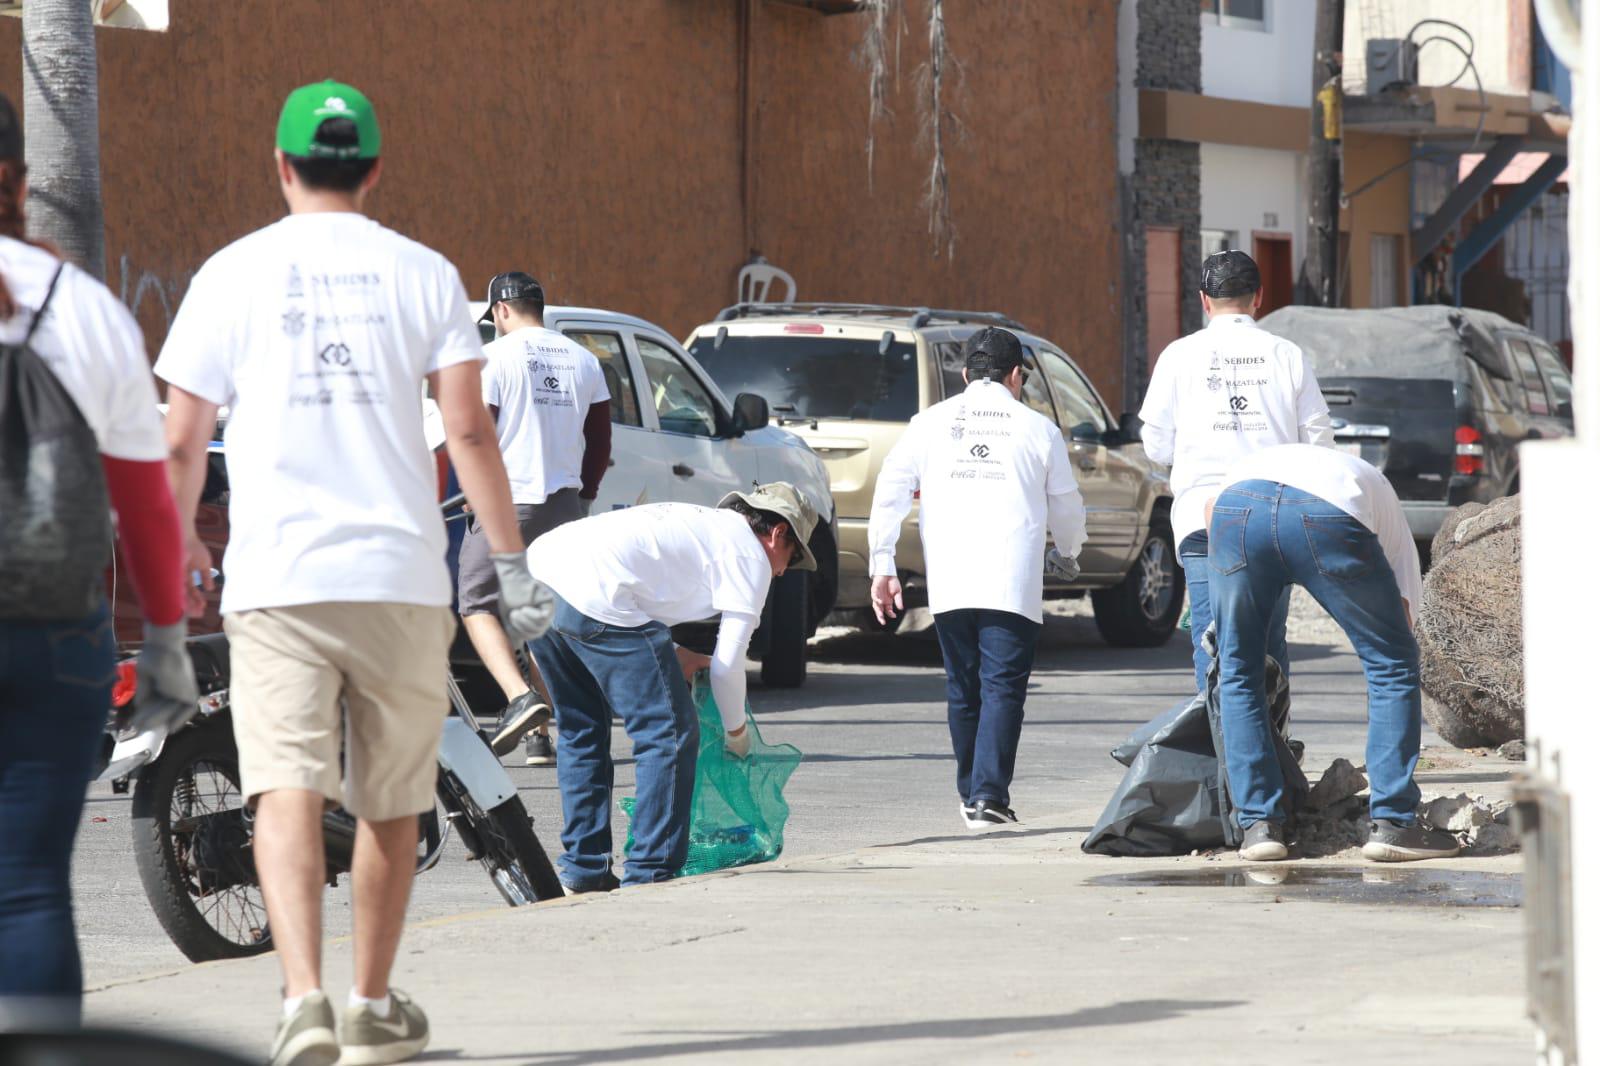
[1123,0,1203,402]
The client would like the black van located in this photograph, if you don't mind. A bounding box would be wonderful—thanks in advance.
[1258,305,1573,548]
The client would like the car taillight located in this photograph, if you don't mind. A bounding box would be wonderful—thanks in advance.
[783,323,825,334]
[1455,425,1485,476]
[112,660,138,708]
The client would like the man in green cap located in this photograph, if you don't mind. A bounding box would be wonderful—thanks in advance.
[158,80,550,1066]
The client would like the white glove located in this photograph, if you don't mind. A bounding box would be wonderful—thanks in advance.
[130,623,200,734]
[491,553,556,643]
[1045,547,1080,581]
[724,723,752,759]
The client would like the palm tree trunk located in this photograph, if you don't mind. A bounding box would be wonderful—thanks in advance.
[21,0,105,280]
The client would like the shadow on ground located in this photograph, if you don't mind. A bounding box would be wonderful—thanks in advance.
[422,998,1243,1063]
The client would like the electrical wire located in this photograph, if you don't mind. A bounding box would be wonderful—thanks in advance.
[1405,19,1486,148]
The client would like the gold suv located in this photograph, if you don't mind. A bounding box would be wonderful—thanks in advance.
[685,304,1183,647]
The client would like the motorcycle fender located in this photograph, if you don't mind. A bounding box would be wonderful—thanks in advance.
[96,727,168,783]
[437,717,515,809]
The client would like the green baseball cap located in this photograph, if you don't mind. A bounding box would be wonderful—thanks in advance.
[276,80,380,160]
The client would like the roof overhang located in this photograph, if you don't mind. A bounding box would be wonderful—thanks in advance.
[1138,89,1308,153]
[1344,85,1569,150]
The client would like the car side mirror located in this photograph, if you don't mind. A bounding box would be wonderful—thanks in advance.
[731,392,770,436]
[1557,400,1574,421]
[1113,411,1143,445]
[1070,423,1103,444]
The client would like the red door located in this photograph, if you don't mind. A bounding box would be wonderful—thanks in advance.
[1146,226,1182,365]
[1253,234,1293,317]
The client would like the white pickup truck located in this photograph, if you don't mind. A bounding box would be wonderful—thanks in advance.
[468,304,838,687]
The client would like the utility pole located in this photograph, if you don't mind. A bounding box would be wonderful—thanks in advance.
[21,0,106,280]
[1304,0,1344,307]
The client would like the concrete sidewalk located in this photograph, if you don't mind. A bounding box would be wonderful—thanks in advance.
[87,814,1528,1065]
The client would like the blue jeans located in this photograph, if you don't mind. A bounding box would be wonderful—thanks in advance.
[529,595,699,887]
[1210,481,1422,827]
[1180,531,1291,693]
[932,609,1041,809]
[0,602,115,1028]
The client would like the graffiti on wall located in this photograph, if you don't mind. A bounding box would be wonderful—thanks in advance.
[116,253,189,337]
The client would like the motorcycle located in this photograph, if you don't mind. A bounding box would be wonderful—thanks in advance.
[97,497,564,963]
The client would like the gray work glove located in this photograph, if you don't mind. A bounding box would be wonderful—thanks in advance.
[130,623,200,734]
[579,496,595,517]
[1045,547,1081,582]
[724,722,753,759]
[492,552,556,643]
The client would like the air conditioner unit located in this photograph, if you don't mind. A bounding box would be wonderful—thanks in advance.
[1366,37,1419,94]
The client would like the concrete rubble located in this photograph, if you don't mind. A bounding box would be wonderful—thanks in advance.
[1295,765,1520,857]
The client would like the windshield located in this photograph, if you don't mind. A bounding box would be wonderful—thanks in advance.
[688,334,920,422]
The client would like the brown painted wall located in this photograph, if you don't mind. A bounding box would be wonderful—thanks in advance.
[1,0,1125,401]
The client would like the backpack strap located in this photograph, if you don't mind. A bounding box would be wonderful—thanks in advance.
[21,264,66,347]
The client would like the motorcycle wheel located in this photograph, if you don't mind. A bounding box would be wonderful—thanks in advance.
[130,717,273,962]
[440,772,563,904]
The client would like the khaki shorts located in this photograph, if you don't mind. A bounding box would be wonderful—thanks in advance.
[224,602,456,821]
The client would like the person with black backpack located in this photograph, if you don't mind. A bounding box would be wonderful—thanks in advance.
[0,94,198,1030]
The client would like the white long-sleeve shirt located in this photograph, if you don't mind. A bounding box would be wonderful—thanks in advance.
[867,379,1087,623]
[1138,314,1334,544]
[1220,444,1423,611]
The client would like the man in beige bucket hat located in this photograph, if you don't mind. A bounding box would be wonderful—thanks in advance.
[525,483,817,888]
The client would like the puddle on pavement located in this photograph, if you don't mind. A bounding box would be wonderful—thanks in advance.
[1088,866,1521,908]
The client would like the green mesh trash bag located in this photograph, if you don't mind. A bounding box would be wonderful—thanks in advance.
[622,676,801,877]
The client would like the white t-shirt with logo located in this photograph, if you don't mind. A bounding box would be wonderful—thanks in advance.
[482,326,609,504]
[528,503,772,729]
[0,236,164,461]
[1220,443,1423,610]
[528,502,771,628]
[1139,315,1334,544]
[154,213,484,613]
[867,379,1088,623]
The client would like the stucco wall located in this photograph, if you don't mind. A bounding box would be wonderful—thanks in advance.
[0,0,1127,403]
[1201,0,1314,108]
[1200,142,1308,267]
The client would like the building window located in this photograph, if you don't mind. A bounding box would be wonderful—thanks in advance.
[1202,0,1267,30]
[1201,229,1239,258]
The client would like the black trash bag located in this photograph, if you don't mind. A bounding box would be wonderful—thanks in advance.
[1083,627,1308,857]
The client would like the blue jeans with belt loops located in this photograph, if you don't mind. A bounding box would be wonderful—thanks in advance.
[528,595,699,888]
[1209,480,1422,828]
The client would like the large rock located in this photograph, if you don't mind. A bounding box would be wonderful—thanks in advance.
[1416,495,1524,748]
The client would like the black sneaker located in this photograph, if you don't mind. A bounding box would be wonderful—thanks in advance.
[490,692,549,757]
[1363,818,1461,862]
[524,731,556,766]
[1239,820,1289,861]
[562,871,621,895]
[963,799,1019,828]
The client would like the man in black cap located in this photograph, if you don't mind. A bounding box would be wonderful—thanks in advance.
[460,272,612,764]
[868,327,1086,828]
[1138,249,1334,693]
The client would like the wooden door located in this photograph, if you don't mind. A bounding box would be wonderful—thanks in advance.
[1252,234,1293,316]
[1145,226,1182,364]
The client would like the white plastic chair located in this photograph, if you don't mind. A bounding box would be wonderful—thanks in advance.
[737,261,797,305]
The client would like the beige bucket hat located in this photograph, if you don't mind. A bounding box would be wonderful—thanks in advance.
[717,482,820,572]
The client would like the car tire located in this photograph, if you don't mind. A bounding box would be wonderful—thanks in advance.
[1091,520,1185,648]
[760,568,808,688]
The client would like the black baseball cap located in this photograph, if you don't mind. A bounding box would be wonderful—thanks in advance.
[479,271,545,322]
[1201,249,1261,298]
[964,327,1025,380]
[0,93,21,162]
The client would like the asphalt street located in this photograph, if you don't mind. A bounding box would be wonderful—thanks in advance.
[74,597,1422,989]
